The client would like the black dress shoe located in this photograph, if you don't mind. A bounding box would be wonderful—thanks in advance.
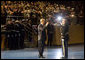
[60,57,68,59]
[38,55,45,58]
[38,55,42,58]
[41,56,45,58]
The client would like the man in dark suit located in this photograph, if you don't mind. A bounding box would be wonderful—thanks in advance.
[60,18,69,59]
[47,21,54,46]
[38,18,48,58]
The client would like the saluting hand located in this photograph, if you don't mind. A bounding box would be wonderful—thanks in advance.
[45,22,49,26]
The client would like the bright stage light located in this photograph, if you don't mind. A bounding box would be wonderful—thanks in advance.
[57,16,62,21]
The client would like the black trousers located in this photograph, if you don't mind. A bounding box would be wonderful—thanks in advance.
[47,33,53,46]
[6,31,13,50]
[19,31,25,49]
[38,40,45,56]
[15,31,20,49]
[62,38,68,58]
[11,31,16,49]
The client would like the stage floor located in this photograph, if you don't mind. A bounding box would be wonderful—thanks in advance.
[1,44,84,59]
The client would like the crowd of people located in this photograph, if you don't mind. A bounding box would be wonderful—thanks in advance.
[1,1,84,25]
[1,1,84,50]
[1,19,36,50]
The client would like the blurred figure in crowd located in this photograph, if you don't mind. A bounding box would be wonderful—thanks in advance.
[47,20,54,46]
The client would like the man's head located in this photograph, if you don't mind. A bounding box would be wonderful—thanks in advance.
[40,18,45,25]
[61,18,66,25]
[7,19,12,24]
[29,20,32,24]
[15,20,20,23]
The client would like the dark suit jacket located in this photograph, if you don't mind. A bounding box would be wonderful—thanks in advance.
[38,24,47,41]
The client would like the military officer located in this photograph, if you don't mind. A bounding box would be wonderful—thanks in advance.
[15,20,25,49]
[60,18,69,59]
[6,19,15,50]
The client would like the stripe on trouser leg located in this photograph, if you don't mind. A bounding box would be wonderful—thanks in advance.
[62,39,65,57]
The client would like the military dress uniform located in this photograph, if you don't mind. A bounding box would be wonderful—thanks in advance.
[61,20,69,58]
[15,22,25,49]
[19,23,25,49]
[6,23,15,50]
